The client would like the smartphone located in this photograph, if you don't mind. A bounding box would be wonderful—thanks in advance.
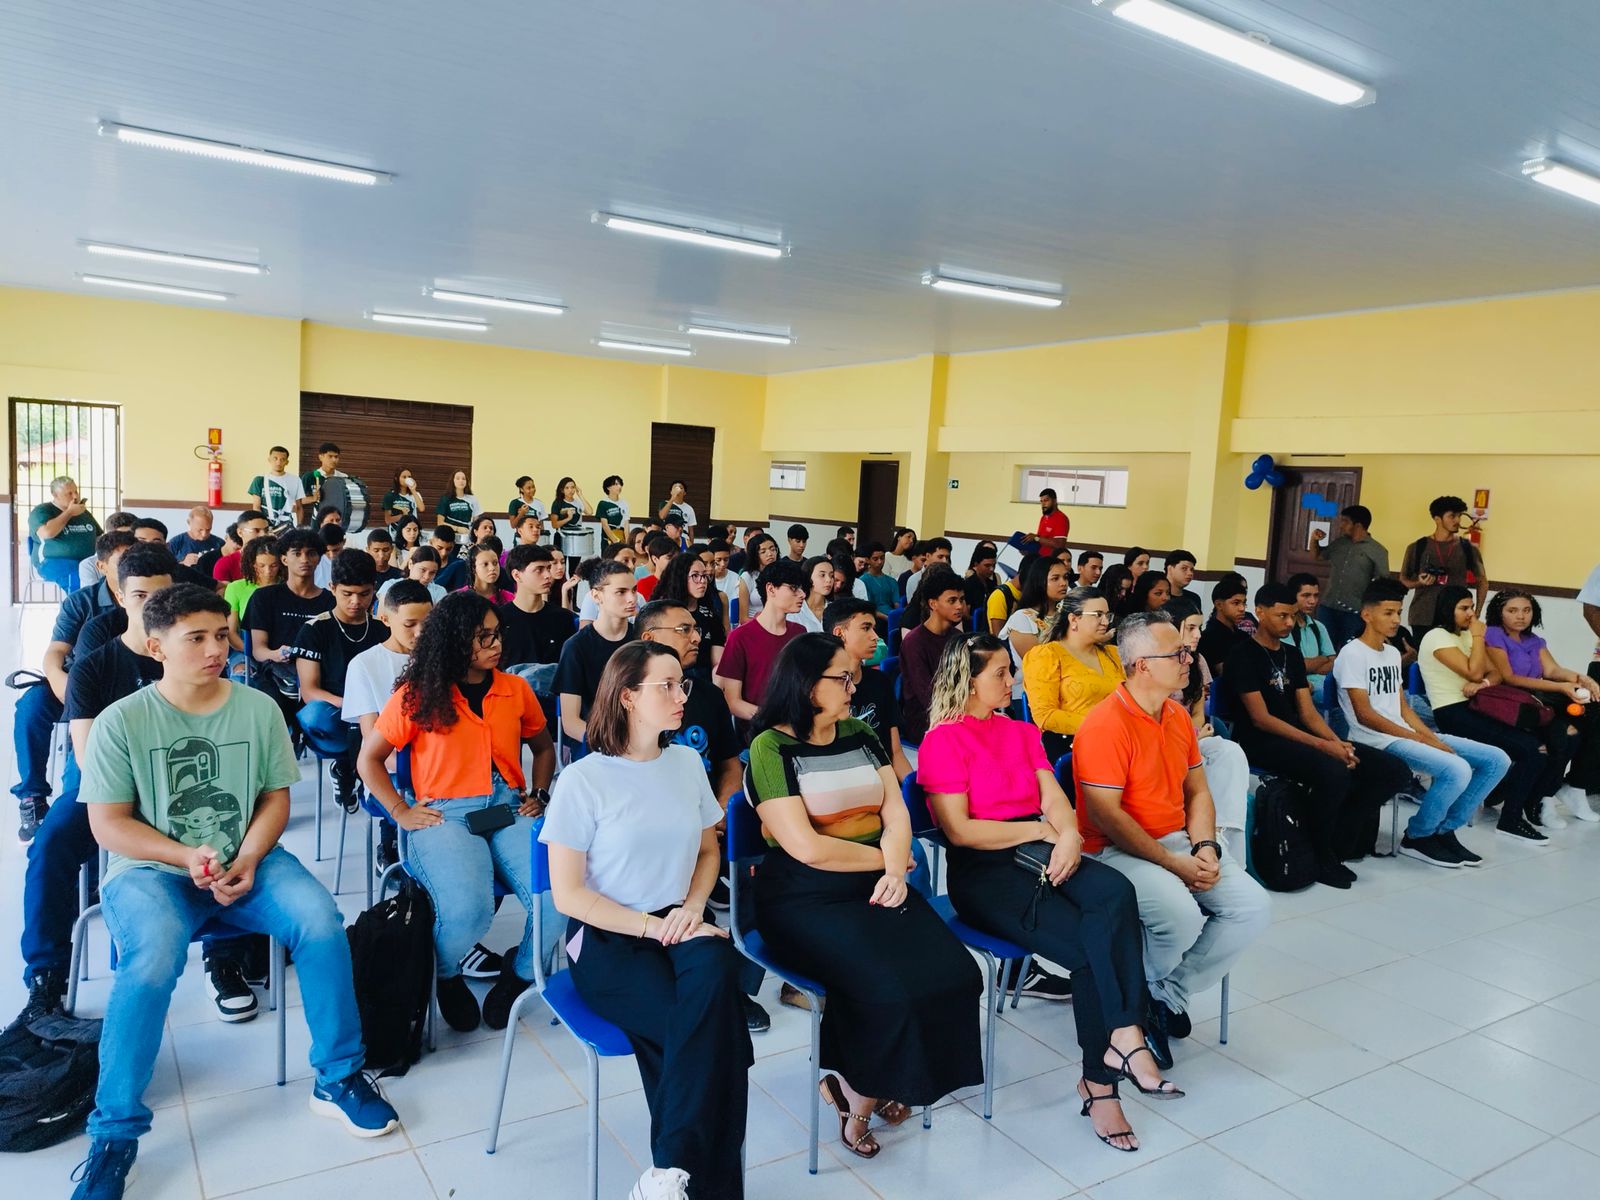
[465,805,516,837]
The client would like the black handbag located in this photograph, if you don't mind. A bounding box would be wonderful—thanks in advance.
[1013,838,1057,930]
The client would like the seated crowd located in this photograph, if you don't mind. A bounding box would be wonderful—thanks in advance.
[12,466,1600,1199]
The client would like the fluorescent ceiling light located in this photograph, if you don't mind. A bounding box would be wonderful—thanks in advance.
[83,241,264,275]
[368,311,488,331]
[98,121,392,185]
[1523,158,1600,208]
[79,273,229,301]
[595,337,693,357]
[925,273,1064,308]
[684,323,794,345]
[595,212,785,258]
[1094,0,1374,107]
[425,287,565,315]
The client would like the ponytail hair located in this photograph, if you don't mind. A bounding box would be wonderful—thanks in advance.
[927,633,1007,732]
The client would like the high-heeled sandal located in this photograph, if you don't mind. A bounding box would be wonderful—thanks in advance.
[819,1073,881,1158]
[1105,1043,1185,1098]
[1077,1078,1138,1153]
[874,1099,913,1126]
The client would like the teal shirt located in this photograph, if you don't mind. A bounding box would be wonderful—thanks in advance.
[29,503,102,562]
[80,684,301,883]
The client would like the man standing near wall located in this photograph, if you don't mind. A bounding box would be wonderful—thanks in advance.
[1311,504,1390,649]
[1022,487,1069,556]
[1399,496,1486,627]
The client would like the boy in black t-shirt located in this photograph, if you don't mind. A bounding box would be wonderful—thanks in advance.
[499,544,576,669]
[823,597,913,782]
[365,528,403,587]
[1225,582,1410,885]
[555,561,638,746]
[1198,576,1251,678]
[243,529,334,727]
[294,550,384,810]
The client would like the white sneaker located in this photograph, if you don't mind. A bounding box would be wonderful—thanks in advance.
[1540,804,1569,830]
[1559,785,1599,822]
[629,1167,690,1200]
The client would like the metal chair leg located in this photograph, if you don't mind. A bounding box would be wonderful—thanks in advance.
[315,761,326,861]
[274,937,288,1084]
[1219,973,1231,1045]
[65,904,102,1014]
[1008,952,1034,1010]
[807,1002,822,1174]
[586,1048,601,1200]
[981,951,999,1119]
[334,802,350,894]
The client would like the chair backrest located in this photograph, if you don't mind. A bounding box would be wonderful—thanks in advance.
[879,655,900,686]
[900,772,937,837]
[525,817,557,988]
[1323,673,1342,708]
[1053,751,1076,807]
[726,770,767,868]
[729,594,739,627]
[1406,661,1423,696]
[394,745,414,793]
[887,607,905,652]
[1020,688,1033,725]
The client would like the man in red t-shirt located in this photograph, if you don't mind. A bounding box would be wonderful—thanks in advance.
[1073,611,1270,1067]
[211,510,271,585]
[1024,488,1069,556]
[715,559,806,731]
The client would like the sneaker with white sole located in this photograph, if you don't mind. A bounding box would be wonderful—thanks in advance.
[458,942,503,980]
[310,1072,399,1137]
[205,957,260,1023]
[1398,834,1461,868]
[1437,830,1484,867]
[1558,785,1599,822]
[629,1167,690,1200]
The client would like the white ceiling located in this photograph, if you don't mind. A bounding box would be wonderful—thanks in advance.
[4,0,1600,374]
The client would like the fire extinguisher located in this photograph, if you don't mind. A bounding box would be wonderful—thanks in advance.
[208,458,223,507]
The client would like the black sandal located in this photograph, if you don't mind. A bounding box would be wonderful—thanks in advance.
[1077,1078,1137,1152]
[1105,1043,1185,1098]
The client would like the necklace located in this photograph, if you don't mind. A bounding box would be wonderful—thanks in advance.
[336,614,371,644]
[1258,639,1289,693]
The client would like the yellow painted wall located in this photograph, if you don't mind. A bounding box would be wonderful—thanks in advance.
[0,286,300,502]
[657,366,768,522]
[763,357,933,452]
[767,452,864,524]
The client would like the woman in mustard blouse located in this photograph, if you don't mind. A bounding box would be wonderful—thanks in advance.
[1022,587,1124,761]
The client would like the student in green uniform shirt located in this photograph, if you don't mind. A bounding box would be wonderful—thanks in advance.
[436,468,480,535]
[247,446,307,531]
[381,467,424,525]
[29,475,103,594]
[299,443,348,518]
[595,474,629,544]
[507,475,547,524]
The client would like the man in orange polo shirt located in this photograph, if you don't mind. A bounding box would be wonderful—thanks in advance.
[1074,611,1270,1069]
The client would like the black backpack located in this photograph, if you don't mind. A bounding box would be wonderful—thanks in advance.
[0,1012,101,1151]
[1249,776,1318,892]
[346,878,435,1077]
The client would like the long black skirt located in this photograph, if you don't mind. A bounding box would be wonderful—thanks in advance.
[753,845,983,1104]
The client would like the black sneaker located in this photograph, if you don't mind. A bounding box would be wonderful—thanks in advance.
[205,958,260,1023]
[1437,831,1483,868]
[436,974,481,1032]
[1008,962,1073,1001]
[11,966,67,1029]
[1497,817,1550,844]
[742,996,771,1033]
[332,765,360,814]
[707,876,731,913]
[17,796,47,847]
[481,958,533,1031]
[1398,834,1462,869]
[459,943,503,980]
[1316,862,1355,890]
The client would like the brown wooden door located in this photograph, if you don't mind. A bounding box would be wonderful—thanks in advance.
[648,423,715,528]
[1267,467,1362,585]
[299,392,474,525]
[857,460,899,546]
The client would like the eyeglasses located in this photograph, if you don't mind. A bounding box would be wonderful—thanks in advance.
[818,672,858,691]
[1080,610,1113,623]
[635,678,694,698]
[687,572,711,583]
[1140,648,1194,665]
[658,623,700,637]
[474,627,503,647]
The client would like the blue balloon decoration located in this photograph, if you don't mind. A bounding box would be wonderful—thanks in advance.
[1265,469,1286,488]
[1245,472,1265,490]
[1251,454,1275,474]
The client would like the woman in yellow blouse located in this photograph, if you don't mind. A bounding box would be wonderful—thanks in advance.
[1022,587,1123,761]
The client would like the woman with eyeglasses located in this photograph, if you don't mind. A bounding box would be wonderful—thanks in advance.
[542,641,752,1200]
[921,634,1181,1154]
[1022,587,1125,762]
[653,552,726,671]
[747,633,982,1160]
[358,592,558,1034]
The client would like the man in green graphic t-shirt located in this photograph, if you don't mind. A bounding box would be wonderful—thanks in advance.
[29,475,103,594]
[69,582,400,1199]
[247,445,309,531]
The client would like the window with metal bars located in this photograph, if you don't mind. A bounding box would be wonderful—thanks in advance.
[9,398,122,604]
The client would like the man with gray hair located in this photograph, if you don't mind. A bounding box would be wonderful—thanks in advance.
[29,475,103,594]
[1071,610,1271,1069]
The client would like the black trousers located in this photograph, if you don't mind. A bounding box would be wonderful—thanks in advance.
[1239,734,1412,862]
[946,846,1144,1086]
[1433,702,1569,823]
[569,920,752,1200]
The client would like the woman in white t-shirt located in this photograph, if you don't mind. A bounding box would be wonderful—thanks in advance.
[741,533,779,617]
[789,556,834,633]
[540,642,751,1199]
[999,556,1071,701]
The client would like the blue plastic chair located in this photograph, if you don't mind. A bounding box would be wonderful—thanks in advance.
[900,774,1032,1120]
[1406,661,1424,696]
[878,655,900,688]
[485,818,632,1200]
[886,606,906,654]
[1056,753,1232,1044]
[725,787,829,1173]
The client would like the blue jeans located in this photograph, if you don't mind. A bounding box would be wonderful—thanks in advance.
[20,750,89,978]
[298,700,357,769]
[402,774,557,982]
[36,557,83,594]
[1381,734,1510,838]
[10,682,63,801]
[89,847,365,1142]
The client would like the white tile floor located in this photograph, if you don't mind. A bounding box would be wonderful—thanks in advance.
[5,764,1600,1198]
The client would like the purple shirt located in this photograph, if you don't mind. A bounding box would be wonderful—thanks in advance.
[1485,626,1545,680]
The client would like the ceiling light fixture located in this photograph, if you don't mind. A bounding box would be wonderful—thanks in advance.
[368,311,488,331]
[425,287,565,315]
[82,241,264,275]
[595,212,785,258]
[595,337,694,358]
[1093,0,1375,107]
[79,273,230,301]
[98,121,393,185]
[684,323,794,345]
[924,272,1064,308]
[1523,158,1600,208]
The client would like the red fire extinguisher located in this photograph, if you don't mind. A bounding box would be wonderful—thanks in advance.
[208,458,223,507]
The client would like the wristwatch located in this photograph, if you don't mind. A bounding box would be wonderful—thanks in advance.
[530,787,551,807]
[1190,839,1222,859]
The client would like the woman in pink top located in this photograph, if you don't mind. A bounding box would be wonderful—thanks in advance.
[461,543,514,605]
[919,634,1183,1154]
